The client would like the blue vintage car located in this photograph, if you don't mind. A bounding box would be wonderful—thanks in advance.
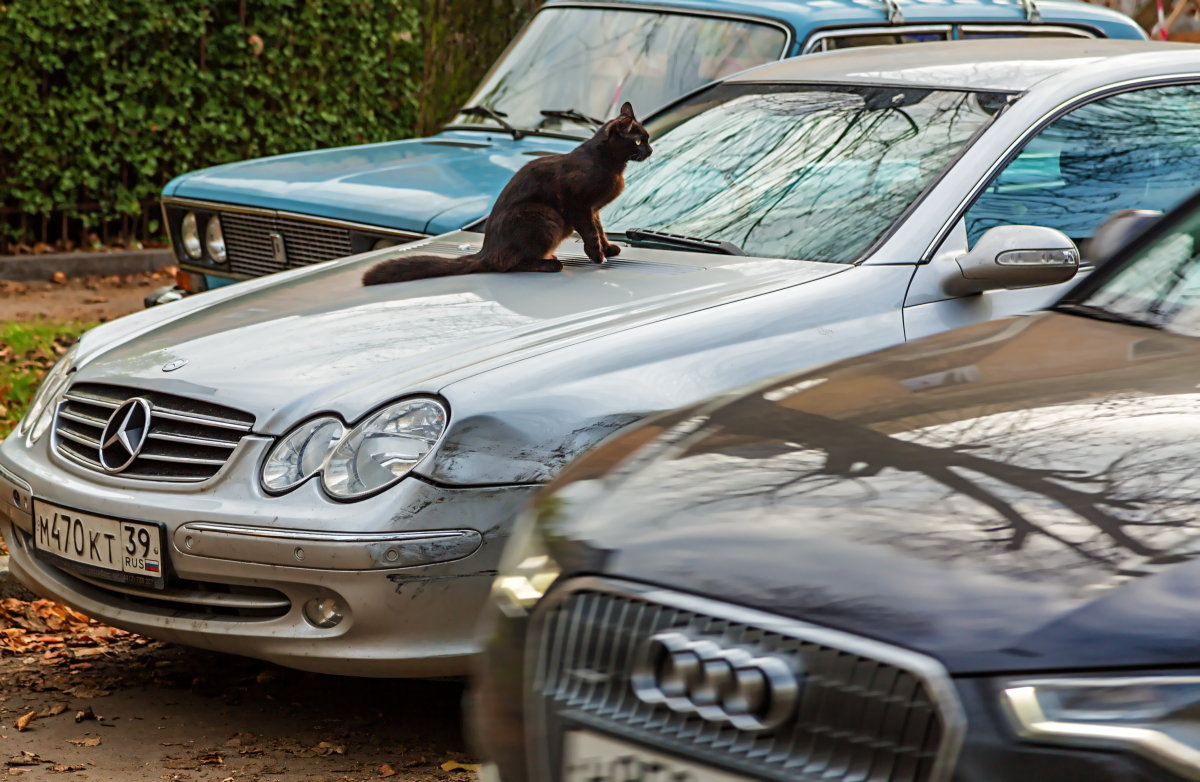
[157,0,1145,300]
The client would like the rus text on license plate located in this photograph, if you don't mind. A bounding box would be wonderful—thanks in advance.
[563,731,752,782]
[33,500,165,588]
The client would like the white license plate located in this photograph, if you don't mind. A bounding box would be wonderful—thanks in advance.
[33,500,165,588]
[563,731,753,782]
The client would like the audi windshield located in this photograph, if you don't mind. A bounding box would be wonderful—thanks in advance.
[604,83,1006,263]
[452,7,787,136]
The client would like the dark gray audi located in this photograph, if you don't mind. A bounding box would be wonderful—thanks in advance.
[471,190,1200,782]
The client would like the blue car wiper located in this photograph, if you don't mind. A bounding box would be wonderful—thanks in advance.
[461,106,526,140]
[539,108,604,129]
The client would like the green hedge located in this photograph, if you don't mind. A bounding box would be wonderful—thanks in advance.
[0,0,422,246]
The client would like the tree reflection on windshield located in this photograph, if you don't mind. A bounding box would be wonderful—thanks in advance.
[604,85,1000,262]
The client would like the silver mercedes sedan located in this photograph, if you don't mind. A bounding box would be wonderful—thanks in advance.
[2,40,1198,677]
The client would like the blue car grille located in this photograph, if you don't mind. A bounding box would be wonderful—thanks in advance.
[220,212,355,278]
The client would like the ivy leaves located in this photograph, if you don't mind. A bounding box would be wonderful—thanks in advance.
[0,0,421,236]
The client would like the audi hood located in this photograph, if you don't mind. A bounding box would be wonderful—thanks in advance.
[69,233,848,437]
[537,311,1200,674]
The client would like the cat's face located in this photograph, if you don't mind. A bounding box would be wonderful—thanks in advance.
[604,102,652,162]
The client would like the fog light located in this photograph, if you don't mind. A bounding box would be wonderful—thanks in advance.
[302,597,345,628]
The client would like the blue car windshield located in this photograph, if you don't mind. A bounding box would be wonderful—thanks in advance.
[453,7,787,136]
[604,83,1005,263]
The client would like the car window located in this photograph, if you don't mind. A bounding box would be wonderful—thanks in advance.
[1074,203,1200,336]
[604,84,1004,262]
[808,29,950,52]
[966,84,1200,252]
[454,8,787,135]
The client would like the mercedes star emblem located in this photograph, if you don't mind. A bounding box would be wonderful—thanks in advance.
[162,359,187,372]
[98,398,153,473]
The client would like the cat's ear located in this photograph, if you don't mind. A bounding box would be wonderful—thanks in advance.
[619,101,636,119]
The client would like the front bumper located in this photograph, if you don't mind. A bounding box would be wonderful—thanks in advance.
[0,432,536,677]
[472,577,1180,782]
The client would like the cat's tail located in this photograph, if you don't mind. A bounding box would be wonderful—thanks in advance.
[361,253,486,285]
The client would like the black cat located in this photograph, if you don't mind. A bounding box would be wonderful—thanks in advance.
[362,102,651,285]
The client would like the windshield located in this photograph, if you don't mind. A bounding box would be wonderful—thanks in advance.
[1066,201,1200,337]
[603,83,1004,263]
[452,7,787,136]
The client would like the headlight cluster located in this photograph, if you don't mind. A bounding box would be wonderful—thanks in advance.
[19,343,79,445]
[260,397,448,501]
[1003,675,1200,777]
[179,211,227,265]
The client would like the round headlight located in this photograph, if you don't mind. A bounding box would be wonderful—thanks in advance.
[205,215,227,263]
[323,398,447,500]
[180,212,203,260]
[261,416,344,493]
[20,343,79,445]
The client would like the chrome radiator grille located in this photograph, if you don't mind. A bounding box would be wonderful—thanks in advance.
[530,581,961,782]
[221,212,354,277]
[53,383,255,482]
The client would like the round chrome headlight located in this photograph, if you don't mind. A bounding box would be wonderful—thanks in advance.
[323,398,448,500]
[180,212,203,259]
[261,416,344,493]
[205,215,227,263]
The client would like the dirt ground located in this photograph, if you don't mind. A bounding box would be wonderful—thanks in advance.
[0,634,474,781]
[0,280,478,781]
[0,270,173,324]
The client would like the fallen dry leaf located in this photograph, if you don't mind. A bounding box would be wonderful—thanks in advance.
[41,703,68,718]
[314,741,345,756]
[440,760,481,773]
[6,751,41,766]
[379,764,397,778]
[66,737,100,747]
[74,707,95,723]
[49,765,86,773]
[50,271,67,285]
[14,711,35,731]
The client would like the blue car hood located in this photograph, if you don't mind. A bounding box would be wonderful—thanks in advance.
[163,131,581,235]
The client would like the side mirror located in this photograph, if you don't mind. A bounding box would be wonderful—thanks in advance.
[1086,209,1162,267]
[943,225,1079,296]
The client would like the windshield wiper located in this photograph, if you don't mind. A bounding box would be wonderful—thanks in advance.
[1055,301,1162,329]
[539,108,604,129]
[624,228,745,256]
[460,106,526,140]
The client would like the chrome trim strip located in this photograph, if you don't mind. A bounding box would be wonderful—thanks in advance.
[957,23,1096,37]
[180,522,470,545]
[147,431,238,449]
[63,391,119,409]
[162,196,429,240]
[56,428,100,449]
[58,409,106,428]
[72,571,290,610]
[921,73,1200,261]
[136,453,227,467]
[149,408,253,432]
[526,576,967,782]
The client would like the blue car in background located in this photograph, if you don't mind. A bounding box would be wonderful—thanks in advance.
[155,0,1145,302]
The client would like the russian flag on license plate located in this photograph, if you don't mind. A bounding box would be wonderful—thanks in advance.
[145,562,160,573]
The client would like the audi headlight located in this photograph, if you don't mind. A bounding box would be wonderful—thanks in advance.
[491,500,562,618]
[205,214,227,263]
[1002,675,1200,778]
[19,343,79,445]
[322,397,447,500]
[180,212,203,259]
[260,416,345,493]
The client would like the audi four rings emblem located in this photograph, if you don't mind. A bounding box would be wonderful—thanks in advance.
[98,398,153,473]
[631,630,800,731]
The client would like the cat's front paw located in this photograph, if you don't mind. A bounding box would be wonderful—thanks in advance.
[603,243,621,258]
